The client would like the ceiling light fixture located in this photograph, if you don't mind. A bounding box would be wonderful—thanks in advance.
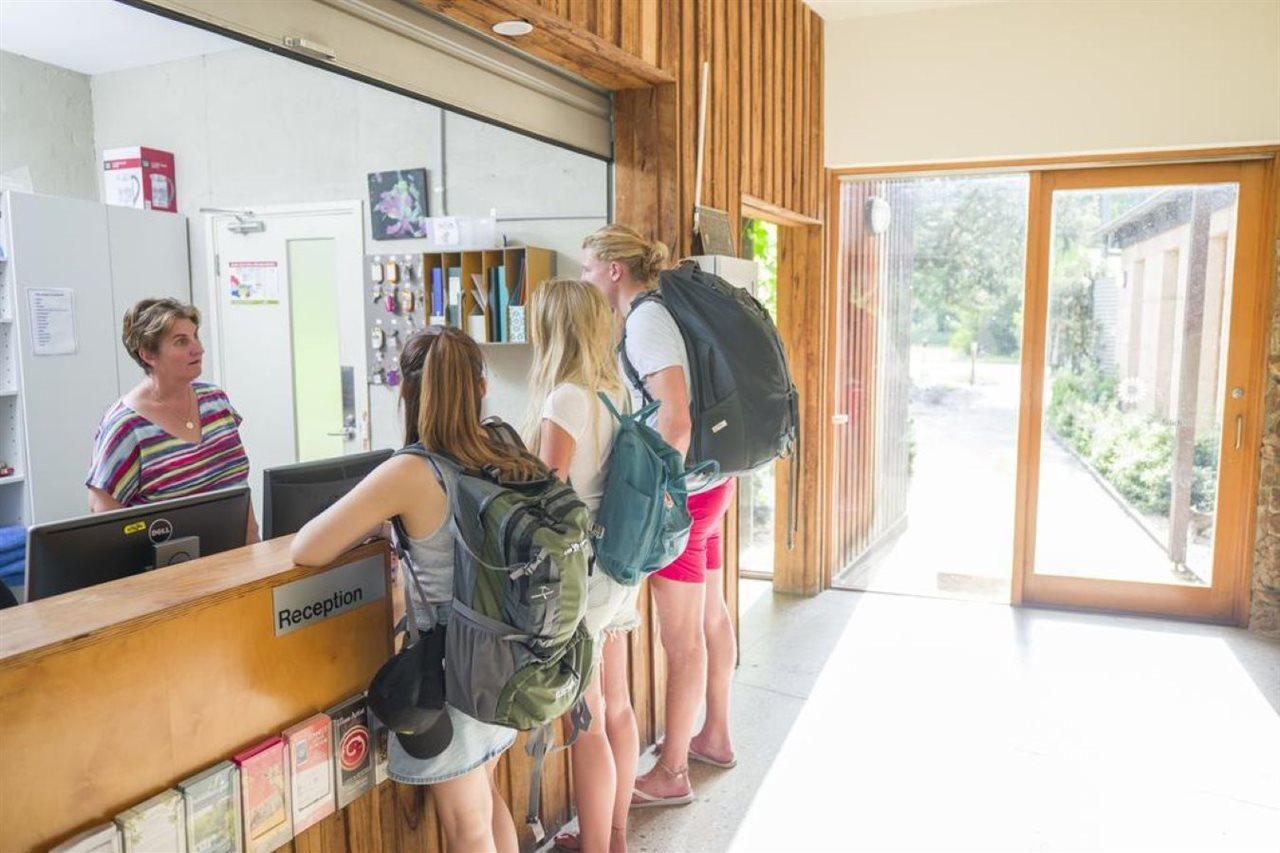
[492,20,534,37]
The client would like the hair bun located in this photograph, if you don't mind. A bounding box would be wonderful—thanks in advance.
[647,240,670,269]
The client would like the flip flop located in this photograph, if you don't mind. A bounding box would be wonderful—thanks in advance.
[629,763,694,809]
[552,831,582,851]
[689,745,737,769]
[629,786,694,809]
[653,739,738,770]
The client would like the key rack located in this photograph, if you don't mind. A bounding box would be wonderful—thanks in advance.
[363,246,554,389]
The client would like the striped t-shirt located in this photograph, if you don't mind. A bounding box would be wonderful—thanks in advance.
[86,382,250,506]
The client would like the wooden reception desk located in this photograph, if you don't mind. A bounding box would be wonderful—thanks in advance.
[0,538,401,852]
[0,535,611,852]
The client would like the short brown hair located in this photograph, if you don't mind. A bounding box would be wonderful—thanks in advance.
[582,223,669,284]
[122,298,200,373]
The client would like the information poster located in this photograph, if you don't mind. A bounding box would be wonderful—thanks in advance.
[228,260,280,305]
[26,288,78,356]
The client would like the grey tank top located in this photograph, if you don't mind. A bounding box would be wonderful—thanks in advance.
[401,450,463,612]
[399,518,453,608]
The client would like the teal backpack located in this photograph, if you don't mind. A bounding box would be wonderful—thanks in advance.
[592,393,719,585]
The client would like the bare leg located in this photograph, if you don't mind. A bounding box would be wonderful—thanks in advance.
[633,575,705,801]
[486,757,518,853]
[695,567,736,761]
[432,765,496,852]
[602,631,637,852]
[569,666,614,853]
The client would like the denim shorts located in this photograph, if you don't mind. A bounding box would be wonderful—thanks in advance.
[583,571,642,642]
[388,602,517,786]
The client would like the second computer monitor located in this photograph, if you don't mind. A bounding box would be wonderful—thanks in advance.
[262,449,394,539]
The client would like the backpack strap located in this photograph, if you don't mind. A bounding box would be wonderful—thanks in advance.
[598,390,658,425]
[524,697,593,843]
[668,459,721,495]
[617,290,663,408]
[388,443,462,627]
[786,390,800,551]
[482,416,525,450]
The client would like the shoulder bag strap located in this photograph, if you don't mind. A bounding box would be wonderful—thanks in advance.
[617,290,662,408]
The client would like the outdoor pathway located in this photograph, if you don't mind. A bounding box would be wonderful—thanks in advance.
[836,346,1210,599]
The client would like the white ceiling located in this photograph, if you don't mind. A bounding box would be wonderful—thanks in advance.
[0,0,240,75]
[805,0,998,20]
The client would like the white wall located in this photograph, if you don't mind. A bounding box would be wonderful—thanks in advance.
[89,46,608,447]
[0,51,97,199]
[824,0,1280,166]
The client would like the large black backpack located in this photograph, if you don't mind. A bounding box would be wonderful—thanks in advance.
[619,259,799,545]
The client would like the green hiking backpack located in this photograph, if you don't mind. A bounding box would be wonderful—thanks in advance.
[593,392,719,585]
[389,420,593,842]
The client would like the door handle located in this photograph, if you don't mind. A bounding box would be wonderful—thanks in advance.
[328,413,357,441]
[1234,415,1243,450]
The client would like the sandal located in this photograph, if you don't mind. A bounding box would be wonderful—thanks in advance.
[553,831,582,851]
[629,760,693,809]
[554,826,627,851]
[654,739,738,770]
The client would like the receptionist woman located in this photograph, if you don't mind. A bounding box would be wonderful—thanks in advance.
[85,298,259,542]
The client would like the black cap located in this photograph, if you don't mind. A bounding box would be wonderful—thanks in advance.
[367,624,453,759]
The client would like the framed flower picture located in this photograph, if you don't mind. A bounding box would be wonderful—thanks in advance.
[368,168,429,239]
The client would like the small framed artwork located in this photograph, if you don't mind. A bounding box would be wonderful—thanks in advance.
[368,168,429,239]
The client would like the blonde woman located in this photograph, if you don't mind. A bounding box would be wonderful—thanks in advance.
[580,225,737,808]
[523,279,639,853]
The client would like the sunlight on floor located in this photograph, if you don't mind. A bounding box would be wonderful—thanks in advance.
[626,586,1280,852]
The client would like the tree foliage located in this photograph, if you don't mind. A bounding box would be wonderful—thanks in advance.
[910,176,1028,356]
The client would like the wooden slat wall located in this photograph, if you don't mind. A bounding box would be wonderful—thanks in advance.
[541,0,826,251]
[608,0,827,598]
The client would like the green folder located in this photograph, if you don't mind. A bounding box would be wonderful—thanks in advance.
[497,265,509,342]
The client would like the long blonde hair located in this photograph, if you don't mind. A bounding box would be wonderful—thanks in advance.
[581,224,669,286]
[523,279,624,452]
[400,326,546,480]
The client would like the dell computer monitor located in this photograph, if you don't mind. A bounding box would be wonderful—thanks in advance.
[262,449,393,539]
[26,486,252,602]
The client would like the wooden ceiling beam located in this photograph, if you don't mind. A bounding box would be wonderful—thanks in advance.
[411,0,674,90]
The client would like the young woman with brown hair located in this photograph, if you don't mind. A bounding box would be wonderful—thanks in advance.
[292,326,544,853]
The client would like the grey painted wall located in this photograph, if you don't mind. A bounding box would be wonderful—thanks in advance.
[0,51,97,200]
[88,46,609,448]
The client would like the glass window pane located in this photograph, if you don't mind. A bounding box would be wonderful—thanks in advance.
[1034,184,1239,585]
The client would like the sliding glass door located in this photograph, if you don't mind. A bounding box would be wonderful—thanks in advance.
[1014,161,1270,623]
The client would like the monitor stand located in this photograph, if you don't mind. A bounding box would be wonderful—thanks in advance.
[154,536,200,567]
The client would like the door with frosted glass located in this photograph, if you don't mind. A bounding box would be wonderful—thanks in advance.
[1015,162,1269,623]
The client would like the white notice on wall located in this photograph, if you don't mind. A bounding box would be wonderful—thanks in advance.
[26,288,78,356]
[228,260,280,304]
[433,217,460,246]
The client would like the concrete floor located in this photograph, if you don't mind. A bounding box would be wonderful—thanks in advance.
[612,580,1280,852]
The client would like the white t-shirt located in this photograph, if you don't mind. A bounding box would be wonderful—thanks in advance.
[620,300,692,415]
[540,383,623,515]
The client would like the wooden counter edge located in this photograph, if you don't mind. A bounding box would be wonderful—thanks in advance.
[0,537,391,669]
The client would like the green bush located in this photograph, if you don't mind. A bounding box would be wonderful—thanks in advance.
[1046,371,1218,517]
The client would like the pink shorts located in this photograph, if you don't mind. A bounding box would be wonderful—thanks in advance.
[656,479,737,584]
